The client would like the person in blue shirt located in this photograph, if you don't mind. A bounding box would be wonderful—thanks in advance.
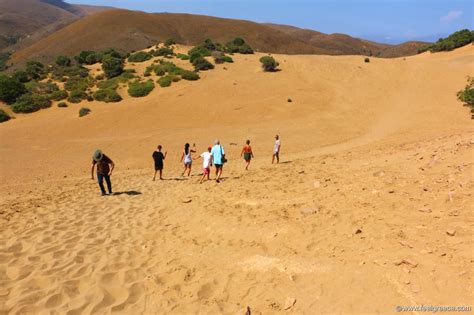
[210,139,226,183]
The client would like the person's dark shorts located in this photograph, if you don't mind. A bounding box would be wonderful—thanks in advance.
[155,163,163,171]
[244,152,252,161]
[215,164,223,169]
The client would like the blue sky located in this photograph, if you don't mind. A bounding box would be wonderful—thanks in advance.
[67,0,473,44]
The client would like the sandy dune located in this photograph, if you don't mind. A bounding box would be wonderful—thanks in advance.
[1,45,473,314]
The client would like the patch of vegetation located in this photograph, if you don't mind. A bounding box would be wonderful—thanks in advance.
[93,88,122,103]
[419,29,474,53]
[128,51,152,63]
[25,61,46,80]
[57,102,68,108]
[260,56,279,72]
[157,75,173,87]
[128,80,155,97]
[64,76,94,92]
[176,53,189,60]
[26,81,59,96]
[457,76,474,118]
[0,109,10,122]
[153,47,174,57]
[50,90,68,101]
[225,37,254,54]
[0,52,11,72]
[56,55,71,67]
[50,65,89,81]
[11,94,51,113]
[0,75,27,104]
[164,38,176,46]
[192,57,214,71]
[365,57,370,63]
[67,90,88,103]
[102,56,124,79]
[12,70,29,83]
[213,52,233,64]
[79,107,91,117]
[180,70,200,81]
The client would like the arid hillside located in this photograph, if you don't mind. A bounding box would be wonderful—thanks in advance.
[0,0,111,52]
[10,9,429,67]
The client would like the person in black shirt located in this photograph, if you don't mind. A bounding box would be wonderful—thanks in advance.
[152,145,167,181]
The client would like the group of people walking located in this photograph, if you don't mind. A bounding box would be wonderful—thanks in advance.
[91,135,281,195]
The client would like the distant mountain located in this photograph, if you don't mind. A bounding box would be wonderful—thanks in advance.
[9,9,430,66]
[0,0,111,52]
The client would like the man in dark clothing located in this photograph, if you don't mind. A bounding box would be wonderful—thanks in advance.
[152,145,167,181]
[91,149,115,196]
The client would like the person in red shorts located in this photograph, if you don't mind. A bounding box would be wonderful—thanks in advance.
[198,146,212,184]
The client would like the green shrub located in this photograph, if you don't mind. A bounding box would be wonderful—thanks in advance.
[75,51,97,64]
[419,29,474,53]
[213,52,234,64]
[192,57,214,71]
[12,70,29,83]
[128,80,155,97]
[157,76,173,87]
[67,90,87,103]
[57,102,68,108]
[79,107,90,117]
[50,65,89,80]
[177,53,189,60]
[102,56,124,78]
[128,51,152,62]
[164,38,176,46]
[0,109,11,123]
[11,94,51,113]
[457,76,474,118]
[153,47,174,57]
[49,90,68,101]
[56,55,71,67]
[25,61,46,80]
[0,52,10,72]
[26,81,59,95]
[188,46,211,59]
[64,76,94,92]
[260,56,279,72]
[225,38,254,54]
[0,75,27,104]
[97,79,119,90]
[93,88,122,103]
[364,57,370,63]
[221,55,233,63]
[180,70,200,81]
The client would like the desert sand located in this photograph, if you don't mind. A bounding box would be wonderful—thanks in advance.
[0,45,473,314]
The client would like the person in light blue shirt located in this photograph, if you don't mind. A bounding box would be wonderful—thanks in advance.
[211,139,225,183]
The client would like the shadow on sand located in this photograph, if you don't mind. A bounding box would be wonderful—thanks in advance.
[112,191,142,196]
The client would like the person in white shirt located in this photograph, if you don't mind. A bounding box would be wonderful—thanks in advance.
[198,146,213,184]
[272,134,281,164]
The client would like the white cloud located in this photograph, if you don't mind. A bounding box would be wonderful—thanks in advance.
[440,10,463,23]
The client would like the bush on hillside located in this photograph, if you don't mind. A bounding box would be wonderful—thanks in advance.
[56,55,71,67]
[128,80,155,97]
[12,70,30,83]
[457,76,474,118]
[57,102,68,108]
[26,81,59,95]
[79,107,90,117]
[128,51,152,63]
[102,56,124,78]
[49,90,68,101]
[164,38,176,46]
[64,76,94,92]
[0,75,27,104]
[25,61,46,80]
[153,47,174,57]
[213,52,233,64]
[419,29,474,53]
[260,56,279,72]
[188,46,211,59]
[225,37,254,54]
[176,53,189,60]
[50,65,89,80]
[192,57,214,71]
[11,94,51,113]
[75,51,96,64]
[67,90,88,103]
[93,88,122,103]
[0,52,10,72]
[0,109,11,123]
[365,57,370,63]
[157,76,173,87]
[180,70,200,81]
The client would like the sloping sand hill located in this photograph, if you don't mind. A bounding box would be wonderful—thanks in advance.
[0,45,473,314]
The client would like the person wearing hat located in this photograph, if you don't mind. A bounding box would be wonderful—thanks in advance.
[91,149,115,196]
